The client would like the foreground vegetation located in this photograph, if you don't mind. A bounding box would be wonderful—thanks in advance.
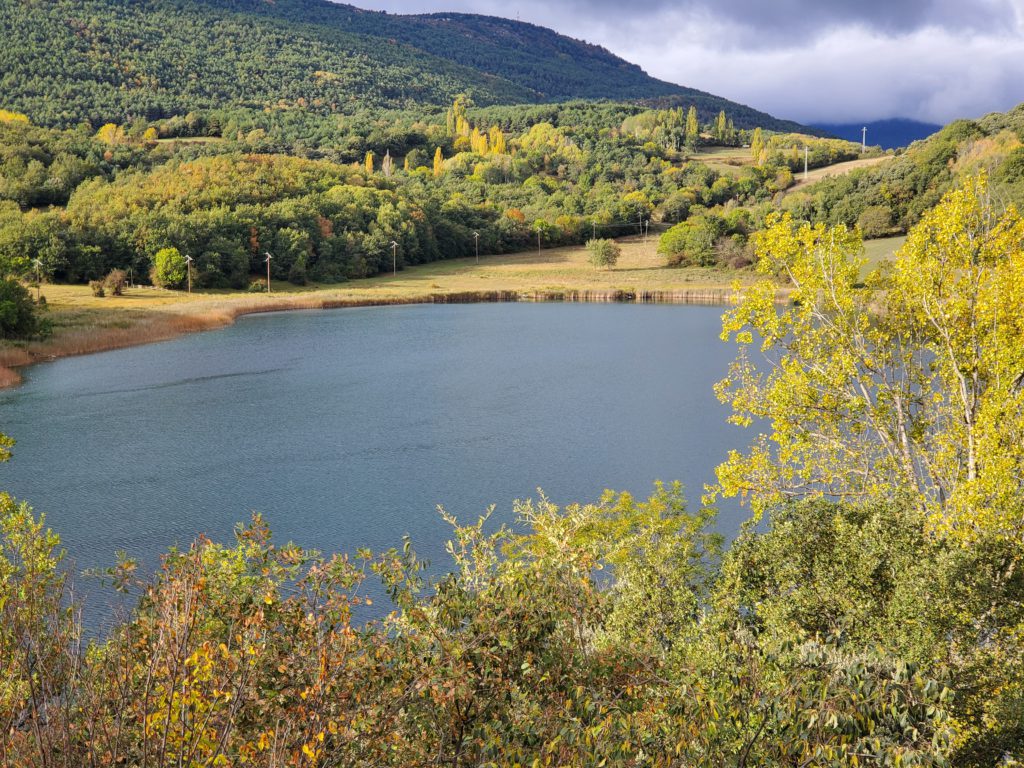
[2,178,1022,766]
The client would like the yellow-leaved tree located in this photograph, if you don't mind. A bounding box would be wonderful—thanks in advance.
[713,173,1024,545]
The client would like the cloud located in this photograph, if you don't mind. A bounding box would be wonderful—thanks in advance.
[345,0,1024,123]
[627,22,1024,123]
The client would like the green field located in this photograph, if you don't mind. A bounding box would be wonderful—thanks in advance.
[862,234,907,275]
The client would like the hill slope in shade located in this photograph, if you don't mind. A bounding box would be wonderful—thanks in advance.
[811,119,942,149]
[0,0,805,131]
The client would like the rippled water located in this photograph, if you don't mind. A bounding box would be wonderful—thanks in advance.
[0,303,749,615]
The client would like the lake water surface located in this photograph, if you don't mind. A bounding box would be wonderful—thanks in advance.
[0,303,749,607]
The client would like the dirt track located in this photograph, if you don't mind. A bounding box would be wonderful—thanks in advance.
[788,155,894,192]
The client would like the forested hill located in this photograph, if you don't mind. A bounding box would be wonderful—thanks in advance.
[0,0,804,131]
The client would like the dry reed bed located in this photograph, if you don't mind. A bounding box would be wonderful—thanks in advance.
[0,286,781,388]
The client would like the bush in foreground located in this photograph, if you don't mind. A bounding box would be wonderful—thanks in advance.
[1,486,975,767]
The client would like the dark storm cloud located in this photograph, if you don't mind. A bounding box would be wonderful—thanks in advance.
[346,0,1024,123]
[699,0,1018,36]
[364,0,1019,37]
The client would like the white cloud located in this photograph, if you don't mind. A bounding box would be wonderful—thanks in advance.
[627,23,1024,123]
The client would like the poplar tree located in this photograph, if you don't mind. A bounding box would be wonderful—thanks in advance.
[488,125,507,155]
[713,174,1024,546]
[470,127,488,154]
[433,147,444,177]
[685,106,699,146]
[750,127,764,164]
[715,110,727,141]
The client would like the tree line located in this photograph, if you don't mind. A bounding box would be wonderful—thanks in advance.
[0,101,799,291]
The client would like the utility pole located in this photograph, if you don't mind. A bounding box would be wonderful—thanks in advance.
[592,221,597,240]
[862,126,867,152]
[804,145,809,180]
[185,254,193,294]
[32,258,42,301]
[473,231,479,264]
[536,224,541,253]
[391,240,399,275]
[264,252,273,293]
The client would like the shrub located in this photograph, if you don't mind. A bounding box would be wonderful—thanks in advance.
[150,247,187,289]
[248,279,267,293]
[288,256,308,286]
[103,269,127,296]
[858,205,894,238]
[89,280,105,298]
[0,279,40,337]
[586,238,620,270]
[714,235,754,270]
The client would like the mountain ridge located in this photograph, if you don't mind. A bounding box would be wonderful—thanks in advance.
[0,0,806,131]
[811,119,942,150]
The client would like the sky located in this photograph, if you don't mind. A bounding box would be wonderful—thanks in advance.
[341,0,1024,124]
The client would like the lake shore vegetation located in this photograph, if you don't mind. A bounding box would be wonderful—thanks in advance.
[2,178,1022,765]
[2,4,1024,761]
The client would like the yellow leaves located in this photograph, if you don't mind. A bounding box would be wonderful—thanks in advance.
[301,741,320,762]
[0,109,30,124]
[719,171,1024,546]
[95,122,125,145]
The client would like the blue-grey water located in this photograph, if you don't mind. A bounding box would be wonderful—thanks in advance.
[0,303,749,617]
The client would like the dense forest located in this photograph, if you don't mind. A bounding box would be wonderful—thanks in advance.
[0,99,857,289]
[5,93,1024,291]
[0,0,805,131]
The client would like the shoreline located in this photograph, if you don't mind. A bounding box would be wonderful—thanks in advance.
[0,285,766,389]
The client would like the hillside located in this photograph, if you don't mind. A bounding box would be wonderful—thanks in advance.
[0,0,804,131]
[782,105,1024,235]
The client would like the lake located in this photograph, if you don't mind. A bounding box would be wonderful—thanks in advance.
[0,303,750,613]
